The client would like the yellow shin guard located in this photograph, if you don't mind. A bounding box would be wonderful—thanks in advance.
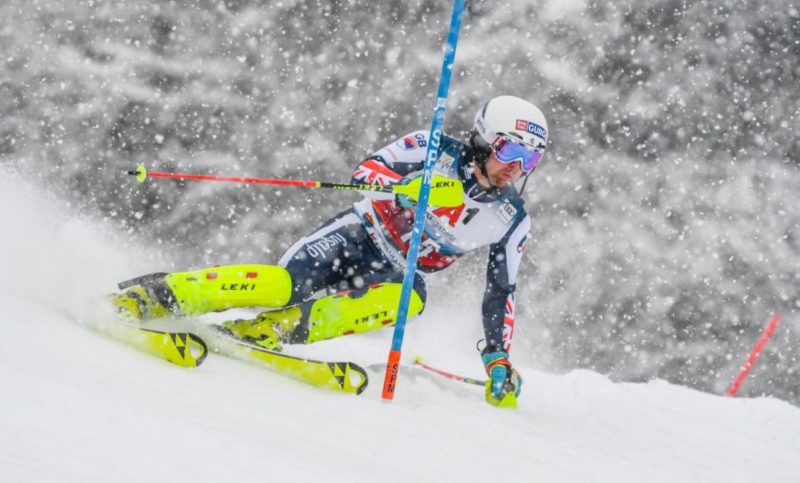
[165,264,293,315]
[301,283,424,344]
[113,264,293,321]
[217,282,424,349]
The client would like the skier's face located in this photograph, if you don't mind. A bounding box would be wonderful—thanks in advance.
[485,151,524,188]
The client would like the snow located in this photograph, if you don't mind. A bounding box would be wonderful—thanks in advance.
[2,173,800,482]
[5,0,799,403]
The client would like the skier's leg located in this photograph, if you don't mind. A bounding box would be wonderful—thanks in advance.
[290,275,427,344]
[277,209,380,304]
[111,209,363,322]
[111,264,293,321]
[222,209,427,349]
[223,276,426,350]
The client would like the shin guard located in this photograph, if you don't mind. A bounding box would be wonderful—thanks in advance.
[164,264,293,316]
[290,283,425,344]
[114,264,293,321]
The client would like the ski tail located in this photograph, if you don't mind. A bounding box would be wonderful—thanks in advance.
[99,322,208,367]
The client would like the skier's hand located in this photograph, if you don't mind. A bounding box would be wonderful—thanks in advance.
[395,192,416,209]
[394,177,417,209]
[481,349,523,406]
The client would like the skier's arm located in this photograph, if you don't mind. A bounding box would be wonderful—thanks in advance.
[482,214,531,353]
[351,130,428,188]
[480,214,530,405]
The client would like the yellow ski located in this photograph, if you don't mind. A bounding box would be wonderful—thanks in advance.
[99,322,208,368]
[204,328,368,395]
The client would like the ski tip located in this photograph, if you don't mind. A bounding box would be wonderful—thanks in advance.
[413,354,423,364]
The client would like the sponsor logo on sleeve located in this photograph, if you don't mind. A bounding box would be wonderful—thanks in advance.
[396,134,427,151]
[306,233,348,259]
[384,146,399,161]
[437,152,455,171]
[396,136,416,150]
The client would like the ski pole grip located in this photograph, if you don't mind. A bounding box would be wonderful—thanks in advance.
[127,165,148,183]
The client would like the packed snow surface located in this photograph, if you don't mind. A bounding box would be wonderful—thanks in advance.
[2,175,799,483]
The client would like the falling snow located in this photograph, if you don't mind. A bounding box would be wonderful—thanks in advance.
[1,1,799,473]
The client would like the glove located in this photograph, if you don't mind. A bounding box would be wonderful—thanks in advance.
[481,349,523,408]
[395,191,416,209]
[394,177,417,209]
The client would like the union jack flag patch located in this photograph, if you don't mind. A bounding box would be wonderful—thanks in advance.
[352,159,402,186]
[502,294,516,352]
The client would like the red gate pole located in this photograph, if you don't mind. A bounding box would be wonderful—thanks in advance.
[726,313,782,397]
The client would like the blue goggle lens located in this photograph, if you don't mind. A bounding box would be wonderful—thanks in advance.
[492,136,544,173]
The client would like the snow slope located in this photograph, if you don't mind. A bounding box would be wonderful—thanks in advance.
[2,174,799,483]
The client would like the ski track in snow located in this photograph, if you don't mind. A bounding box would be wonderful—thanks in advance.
[1,174,799,483]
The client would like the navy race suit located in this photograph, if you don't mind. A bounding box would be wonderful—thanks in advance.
[350,130,531,352]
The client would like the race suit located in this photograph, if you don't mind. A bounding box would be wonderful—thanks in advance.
[113,130,532,354]
[350,130,531,352]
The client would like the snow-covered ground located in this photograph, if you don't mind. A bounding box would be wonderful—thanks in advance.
[2,174,799,483]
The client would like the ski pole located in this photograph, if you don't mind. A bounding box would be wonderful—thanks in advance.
[382,0,466,401]
[127,164,463,207]
[413,356,485,387]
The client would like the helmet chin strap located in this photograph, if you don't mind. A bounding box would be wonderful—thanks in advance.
[517,170,533,195]
[481,161,535,195]
[471,159,532,196]
[468,130,492,180]
[479,158,490,179]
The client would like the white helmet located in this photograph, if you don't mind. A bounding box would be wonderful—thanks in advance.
[472,95,548,151]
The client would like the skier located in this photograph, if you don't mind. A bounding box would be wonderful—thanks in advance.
[112,95,548,407]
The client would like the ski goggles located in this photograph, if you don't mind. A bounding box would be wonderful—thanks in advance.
[491,135,545,173]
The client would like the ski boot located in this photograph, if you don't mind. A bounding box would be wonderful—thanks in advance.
[220,306,303,351]
[110,273,178,322]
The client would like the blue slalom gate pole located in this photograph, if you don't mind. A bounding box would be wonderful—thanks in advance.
[382,0,466,400]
